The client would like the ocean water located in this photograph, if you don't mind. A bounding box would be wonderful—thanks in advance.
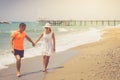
[0,21,119,70]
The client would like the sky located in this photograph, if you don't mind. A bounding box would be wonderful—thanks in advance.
[0,0,120,21]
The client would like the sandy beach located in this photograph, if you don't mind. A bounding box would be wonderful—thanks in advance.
[1,27,120,80]
[44,27,120,80]
[0,49,78,80]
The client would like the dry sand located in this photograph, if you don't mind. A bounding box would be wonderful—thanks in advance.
[45,28,120,80]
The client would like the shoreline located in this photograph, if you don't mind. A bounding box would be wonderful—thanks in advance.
[0,27,101,70]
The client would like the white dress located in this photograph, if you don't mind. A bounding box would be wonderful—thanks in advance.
[41,32,53,56]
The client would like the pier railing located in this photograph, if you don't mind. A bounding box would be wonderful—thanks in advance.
[38,20,120,26]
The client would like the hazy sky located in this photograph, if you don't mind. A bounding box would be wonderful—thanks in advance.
[0,0,120,21]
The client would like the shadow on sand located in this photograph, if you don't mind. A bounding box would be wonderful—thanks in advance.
[21,66,64,77]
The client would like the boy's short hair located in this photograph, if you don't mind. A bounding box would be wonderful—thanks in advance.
[19,23,26,27]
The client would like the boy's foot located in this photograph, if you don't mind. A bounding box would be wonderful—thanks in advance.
[16,72,21,77]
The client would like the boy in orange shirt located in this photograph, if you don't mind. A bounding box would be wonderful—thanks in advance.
[10,23,35,77]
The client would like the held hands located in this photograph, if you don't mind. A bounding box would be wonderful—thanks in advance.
[33,41,37,47]
[32,41,38,47]
[32,42,35,47]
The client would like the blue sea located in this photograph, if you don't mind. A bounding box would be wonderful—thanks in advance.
[0,21,119,70]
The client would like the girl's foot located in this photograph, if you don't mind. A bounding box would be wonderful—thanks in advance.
[43,69,47,72]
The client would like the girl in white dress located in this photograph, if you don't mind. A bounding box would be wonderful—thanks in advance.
[35,23,56,72]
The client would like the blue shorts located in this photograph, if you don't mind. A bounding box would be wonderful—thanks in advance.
[14,49,24,58]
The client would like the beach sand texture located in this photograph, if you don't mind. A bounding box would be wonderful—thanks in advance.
[45,28,120,80]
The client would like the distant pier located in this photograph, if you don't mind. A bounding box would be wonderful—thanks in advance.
[38,20,120,26]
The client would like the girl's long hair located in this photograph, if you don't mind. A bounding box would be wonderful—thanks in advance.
[49,28,51,32]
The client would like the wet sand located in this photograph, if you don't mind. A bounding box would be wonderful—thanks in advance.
[44,27,120,80]
[0,50,78,80]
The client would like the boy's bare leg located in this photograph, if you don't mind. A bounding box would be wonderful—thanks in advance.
[15,55,21,77]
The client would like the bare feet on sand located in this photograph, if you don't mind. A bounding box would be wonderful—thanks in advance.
[43,69,47,72]
[16,72,21,77]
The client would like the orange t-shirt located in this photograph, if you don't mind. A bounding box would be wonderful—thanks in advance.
[11,30,26,50]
